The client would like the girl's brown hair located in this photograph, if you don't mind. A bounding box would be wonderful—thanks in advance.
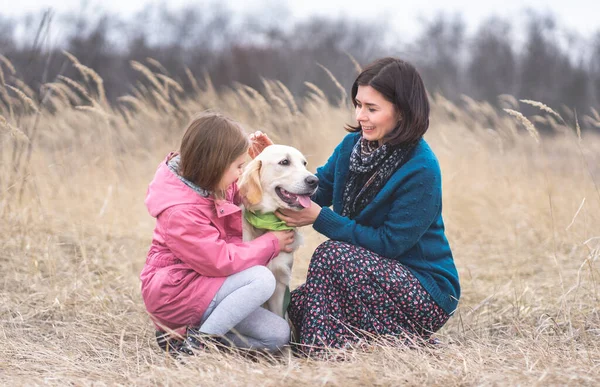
[179,111,249,195]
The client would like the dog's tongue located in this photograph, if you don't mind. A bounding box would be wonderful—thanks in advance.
[297,195,312,208]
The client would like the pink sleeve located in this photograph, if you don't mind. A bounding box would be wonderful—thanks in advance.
[164,208,280,277]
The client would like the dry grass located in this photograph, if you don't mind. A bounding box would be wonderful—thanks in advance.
[1,55,599,386]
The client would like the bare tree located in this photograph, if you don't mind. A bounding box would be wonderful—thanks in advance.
[591,32,600,107]
[467,17,517,102]
[1,5,599,132]
[412,13,466,97]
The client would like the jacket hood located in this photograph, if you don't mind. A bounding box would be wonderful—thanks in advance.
[145,154,210,218]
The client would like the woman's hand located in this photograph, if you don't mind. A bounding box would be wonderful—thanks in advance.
[276,202,322,227]
[248,131,274,159]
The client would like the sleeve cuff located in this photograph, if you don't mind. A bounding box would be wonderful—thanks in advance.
[258,232,281,258]
[313,206,348,239]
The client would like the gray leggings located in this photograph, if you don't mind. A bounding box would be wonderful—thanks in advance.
[199,265,290,351]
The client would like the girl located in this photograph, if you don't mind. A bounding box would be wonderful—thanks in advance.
[141,112,294,357]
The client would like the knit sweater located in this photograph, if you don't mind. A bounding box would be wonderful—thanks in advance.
[312,132,460,314]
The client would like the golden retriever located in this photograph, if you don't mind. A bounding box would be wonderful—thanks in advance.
[238,145,319,318]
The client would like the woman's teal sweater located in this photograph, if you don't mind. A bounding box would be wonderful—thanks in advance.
[312,133,460,315]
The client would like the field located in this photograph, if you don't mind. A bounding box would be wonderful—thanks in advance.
[1,56,599,385]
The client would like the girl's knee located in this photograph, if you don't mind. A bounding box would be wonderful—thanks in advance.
[246,265,276,295]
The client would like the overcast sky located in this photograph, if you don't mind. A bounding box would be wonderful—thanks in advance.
[2,0,599,42]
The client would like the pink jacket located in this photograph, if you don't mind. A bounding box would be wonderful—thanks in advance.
[140,154,280,330]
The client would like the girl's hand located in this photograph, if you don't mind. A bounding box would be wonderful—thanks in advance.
[276,202,322,227]
[270,229,295,253]
[249,131,274,159]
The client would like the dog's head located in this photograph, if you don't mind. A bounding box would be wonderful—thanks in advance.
[239,145,319,213]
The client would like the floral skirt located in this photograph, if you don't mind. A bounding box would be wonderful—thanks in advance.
[288,240,449,356]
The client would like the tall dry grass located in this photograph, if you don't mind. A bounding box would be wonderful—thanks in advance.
[1,54,599,385]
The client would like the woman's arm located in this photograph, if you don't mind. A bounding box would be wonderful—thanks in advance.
[279,158,442,259]
[313,164,441,258]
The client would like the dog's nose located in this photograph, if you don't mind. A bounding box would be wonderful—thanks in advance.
[305,175,319,188]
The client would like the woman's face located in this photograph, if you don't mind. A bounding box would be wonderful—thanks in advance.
[354,85,400,145]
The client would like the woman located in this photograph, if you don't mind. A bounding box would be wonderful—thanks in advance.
[257,57,460,356]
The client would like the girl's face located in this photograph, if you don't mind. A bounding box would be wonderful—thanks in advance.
[217,152,247,191]
[355,85,400,145]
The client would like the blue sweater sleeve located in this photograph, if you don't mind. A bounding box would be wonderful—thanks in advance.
[311,141,342,208]
[313,161,442,259]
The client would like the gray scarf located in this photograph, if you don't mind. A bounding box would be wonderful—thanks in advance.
[167,154,210,198]
[341,137,416,219]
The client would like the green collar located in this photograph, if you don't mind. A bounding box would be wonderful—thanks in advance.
[244,210,294,231]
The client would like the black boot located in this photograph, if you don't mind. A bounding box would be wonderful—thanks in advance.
[182,327,229,353]
[155,331,193,358]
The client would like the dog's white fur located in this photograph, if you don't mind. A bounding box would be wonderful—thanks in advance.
[238,145,318,318]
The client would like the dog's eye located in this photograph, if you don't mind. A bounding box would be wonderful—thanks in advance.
[279,159,290,166]
[302,160,307,166]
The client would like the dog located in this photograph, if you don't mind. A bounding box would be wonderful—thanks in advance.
[238,144,319,318]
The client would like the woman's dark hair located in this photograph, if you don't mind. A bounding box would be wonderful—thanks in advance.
[345,57,430,146]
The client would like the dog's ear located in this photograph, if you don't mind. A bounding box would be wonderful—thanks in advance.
[239,159,262,207]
